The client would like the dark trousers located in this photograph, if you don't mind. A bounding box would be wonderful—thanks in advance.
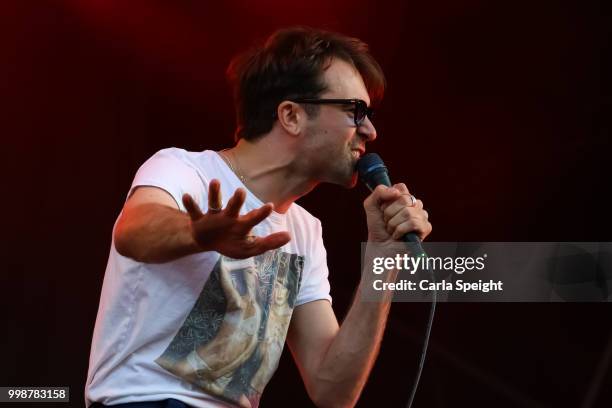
[90,398,192,408]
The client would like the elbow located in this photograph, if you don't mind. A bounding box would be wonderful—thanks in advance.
[113,224,131,258]
[114,219,168,263]
[113,222,143,261]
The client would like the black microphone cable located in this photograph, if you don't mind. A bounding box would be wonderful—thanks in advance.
[405,274,436,408]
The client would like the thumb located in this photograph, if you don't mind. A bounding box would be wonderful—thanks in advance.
[364,185,400,211]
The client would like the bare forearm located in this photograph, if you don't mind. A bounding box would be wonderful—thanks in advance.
[114,203,201,263]
[313,283,394,407]
[304,182,430,407]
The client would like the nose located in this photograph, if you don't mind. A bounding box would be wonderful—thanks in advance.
[358,115,377,142]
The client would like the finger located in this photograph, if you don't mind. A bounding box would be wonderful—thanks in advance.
[392,183,411,195]
[182,193,203,221]
[392,220,415,240]
[391,219,432,241]
[382,195,420,213]
[244,232,291,257]
[371,185,402,207]
[240,203,274,229]
[386,206,418,232]
[380,184,412,211]
[386,206,430,234]
[383,196,423,223]
[224,188,246,218]
[364,185,394,213]
[207,179,222,212]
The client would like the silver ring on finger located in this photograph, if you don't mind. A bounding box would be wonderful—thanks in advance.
[409,194,417,207]
[208,206,222,214]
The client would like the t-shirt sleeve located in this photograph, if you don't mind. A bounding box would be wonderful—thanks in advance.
[128,148,207,212]
[295,218,332,307]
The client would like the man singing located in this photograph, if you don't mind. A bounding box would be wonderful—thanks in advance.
[86,26,431,408]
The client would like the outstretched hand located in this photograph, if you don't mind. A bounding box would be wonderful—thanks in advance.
[182,179,291,259]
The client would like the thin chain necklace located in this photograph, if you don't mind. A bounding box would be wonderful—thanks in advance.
[220,148,246,183]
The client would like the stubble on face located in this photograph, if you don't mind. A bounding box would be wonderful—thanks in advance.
[302,123,360,188]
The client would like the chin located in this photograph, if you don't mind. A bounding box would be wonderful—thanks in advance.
[324,159,358,188]
[324,170,357,188]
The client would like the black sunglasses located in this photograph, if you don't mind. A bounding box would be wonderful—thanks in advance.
[290,98,374,127]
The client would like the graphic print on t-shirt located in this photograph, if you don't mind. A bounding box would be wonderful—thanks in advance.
[155,249,303,408]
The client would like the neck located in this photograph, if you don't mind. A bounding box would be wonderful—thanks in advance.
[222,134,318,214]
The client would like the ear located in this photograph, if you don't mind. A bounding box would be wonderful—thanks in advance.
[276,101,305,136]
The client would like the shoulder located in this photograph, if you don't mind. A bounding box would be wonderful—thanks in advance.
[289,203,322,226]
[287,203,324,239]
[143,148,223,175]
[148,147,216,165]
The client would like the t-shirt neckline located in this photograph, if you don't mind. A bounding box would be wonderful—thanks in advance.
[212,150,287,225]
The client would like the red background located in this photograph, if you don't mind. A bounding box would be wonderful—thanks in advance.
[2,1,611,407]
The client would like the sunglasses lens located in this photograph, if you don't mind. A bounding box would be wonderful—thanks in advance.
[354,100,374,126]
[355,101,366,125]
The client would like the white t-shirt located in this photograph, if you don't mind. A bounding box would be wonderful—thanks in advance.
[86,148,332,408]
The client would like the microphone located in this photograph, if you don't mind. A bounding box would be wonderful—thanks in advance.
[357,153,426,256]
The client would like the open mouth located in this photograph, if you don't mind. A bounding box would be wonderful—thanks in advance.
[351,149,365,160]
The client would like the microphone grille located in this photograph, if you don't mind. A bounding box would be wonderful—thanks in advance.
[357,153,386,181]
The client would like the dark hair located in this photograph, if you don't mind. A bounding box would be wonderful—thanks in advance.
[226,26,386,141]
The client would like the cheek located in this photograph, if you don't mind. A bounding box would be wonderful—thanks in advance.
[304,119,355,156]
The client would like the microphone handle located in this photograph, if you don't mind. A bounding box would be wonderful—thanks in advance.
[403,230,426,258]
